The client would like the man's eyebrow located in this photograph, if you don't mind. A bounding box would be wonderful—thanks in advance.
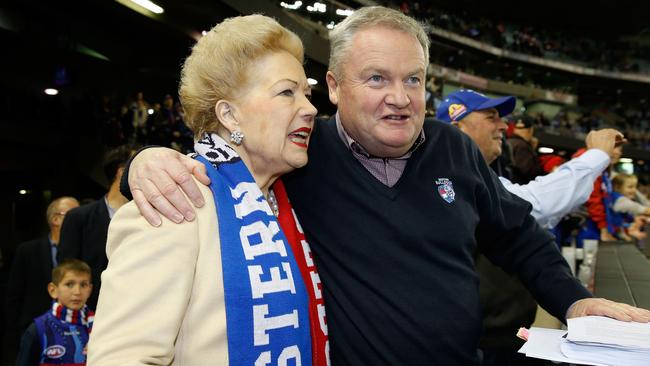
[359,66,387,75]
[359,66,425,76]
[408,67,426,75]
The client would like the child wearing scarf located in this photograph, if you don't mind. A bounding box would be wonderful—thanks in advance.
[16,259,94,366]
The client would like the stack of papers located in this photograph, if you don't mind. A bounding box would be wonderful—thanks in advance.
[518,316,650,366]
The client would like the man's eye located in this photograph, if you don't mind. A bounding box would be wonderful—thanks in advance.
[280,89,294,97]
[369,75,383,83]
[406,76,421,84]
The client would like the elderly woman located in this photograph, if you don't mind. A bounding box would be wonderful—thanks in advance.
[88,15,327,365]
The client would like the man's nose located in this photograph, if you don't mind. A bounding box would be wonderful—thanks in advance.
[385,83,410,108]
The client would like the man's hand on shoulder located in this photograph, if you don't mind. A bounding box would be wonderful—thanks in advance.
[585,128,626,159]
[129,147,210,227]
[567,298,650,322]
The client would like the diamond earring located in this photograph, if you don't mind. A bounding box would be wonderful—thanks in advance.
[230,130,244,145]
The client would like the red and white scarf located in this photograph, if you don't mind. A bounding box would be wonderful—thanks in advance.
[274,179,329,366]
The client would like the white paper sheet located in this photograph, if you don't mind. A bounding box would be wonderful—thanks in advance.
[517,327,607,365]
[567,316,650,349]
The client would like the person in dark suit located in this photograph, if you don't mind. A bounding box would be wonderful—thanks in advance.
[5,197,79,354]
[58,146,131,310]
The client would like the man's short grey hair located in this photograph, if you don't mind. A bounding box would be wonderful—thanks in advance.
[328,6,430,77]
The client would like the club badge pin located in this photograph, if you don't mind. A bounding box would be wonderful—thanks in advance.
[435,178,455,204]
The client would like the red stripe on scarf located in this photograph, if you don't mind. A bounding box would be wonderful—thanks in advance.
[274,179,329,366]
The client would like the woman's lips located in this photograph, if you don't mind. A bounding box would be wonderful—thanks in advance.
[288,127,312,148]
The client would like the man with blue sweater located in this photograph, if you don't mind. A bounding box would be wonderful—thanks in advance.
[119,6,650,365]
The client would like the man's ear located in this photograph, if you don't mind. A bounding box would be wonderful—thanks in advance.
[215,100,239,133]
[47,282,57,300]
[51,214,63,227]
[325,71,339,106]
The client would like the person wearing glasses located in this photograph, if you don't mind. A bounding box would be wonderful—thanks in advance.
[6,196,79,355]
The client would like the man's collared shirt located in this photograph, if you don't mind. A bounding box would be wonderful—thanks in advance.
[48,235,57,268]
[104,196,117,219]
[335,113,425,187]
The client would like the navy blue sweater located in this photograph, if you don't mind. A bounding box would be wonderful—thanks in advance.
[283,117,590,365]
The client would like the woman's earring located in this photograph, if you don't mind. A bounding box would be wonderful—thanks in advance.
[230,130,244,145]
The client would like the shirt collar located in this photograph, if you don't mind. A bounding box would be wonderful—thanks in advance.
[104,195,116,219]
[335,112,425,159]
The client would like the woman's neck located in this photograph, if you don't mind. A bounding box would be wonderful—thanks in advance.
[216,130,279,198]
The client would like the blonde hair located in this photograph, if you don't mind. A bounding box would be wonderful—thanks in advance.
[179,15,304,138]
[52,259,92,285]
[328,6,430,78]
[613,173,638,191]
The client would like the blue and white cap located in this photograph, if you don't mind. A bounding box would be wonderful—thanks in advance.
[436,89,516,123]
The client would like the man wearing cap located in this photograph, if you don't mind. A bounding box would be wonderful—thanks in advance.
[112,8,650,365]
[507,114,543,184]
[437,89,624,365]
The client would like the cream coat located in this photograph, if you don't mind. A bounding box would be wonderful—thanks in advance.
[88,179,229,365]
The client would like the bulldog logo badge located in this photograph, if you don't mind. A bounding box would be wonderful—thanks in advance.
[435,178,455,204]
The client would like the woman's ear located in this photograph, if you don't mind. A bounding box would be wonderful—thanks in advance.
[215,100,239,133]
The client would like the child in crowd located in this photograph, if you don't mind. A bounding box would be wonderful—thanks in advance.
[611,173,650,241]
[15,259,94,366]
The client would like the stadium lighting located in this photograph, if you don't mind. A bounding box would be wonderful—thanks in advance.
[19,189,27,195]
[280,1,303,10]
[307,2,326,12]
[148,108,154,115]
[336,9,354,17]
[129,0,164,14]
[308,78,318,85]
[538,147,554,154]
[619,158,633,163]
[201,30,208,36]
[326,21,335,29]
[44,88,59,96]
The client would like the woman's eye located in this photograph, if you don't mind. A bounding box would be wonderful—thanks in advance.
[280,89,294,97]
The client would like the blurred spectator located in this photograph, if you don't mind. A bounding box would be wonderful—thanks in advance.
[611,173,650,241]
[538,154,566,174]
[507,114,543,184]
[99,95,125,147]
[58,146,132,310]
[119,104,135,144]
[166,95,194,153]
[574,144,623,243]
[147,101,169,147]
[130,92,149,144]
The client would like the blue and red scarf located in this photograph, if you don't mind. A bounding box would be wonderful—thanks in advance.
[195,133,328,365]
[34,301,94,366]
